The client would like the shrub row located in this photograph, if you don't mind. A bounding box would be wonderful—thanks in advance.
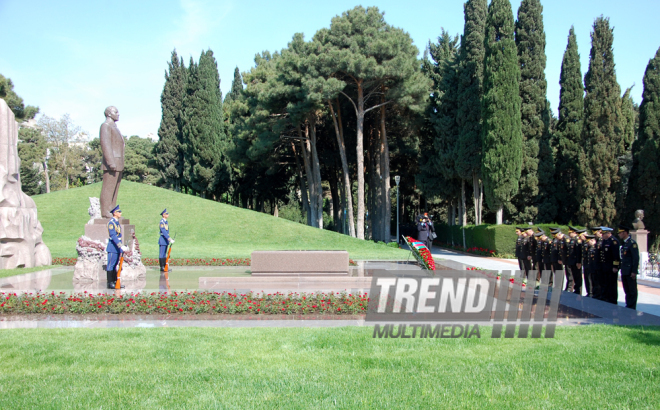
[432,223,583,256]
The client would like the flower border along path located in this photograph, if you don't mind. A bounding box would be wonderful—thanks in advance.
[0,290,369,316]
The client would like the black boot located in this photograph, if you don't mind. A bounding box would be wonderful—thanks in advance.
[107,270,115,289]
[159,258,165,271]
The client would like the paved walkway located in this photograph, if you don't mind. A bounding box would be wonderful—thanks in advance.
[425,245,660,318]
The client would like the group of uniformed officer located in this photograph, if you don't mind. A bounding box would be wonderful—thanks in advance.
[104,206,175,289]
[515,224,639,310]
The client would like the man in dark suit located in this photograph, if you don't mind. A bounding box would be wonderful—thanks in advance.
[100,106,125,218]
[618,225,639,309]
[417,216,432,251]
[600,227,621,304]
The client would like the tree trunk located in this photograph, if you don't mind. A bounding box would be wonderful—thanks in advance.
[380,96,392,243]
[329,170,340,231]
[291,140,310,223]
[371,126,383,241]
[43,160,50,193]
[496,205,503,225]
[309,120,324,229]
[356,82,366,239]
[300,125,316,227]
[328,100,355,237]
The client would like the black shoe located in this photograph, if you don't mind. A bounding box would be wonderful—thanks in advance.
[107,282,116,289]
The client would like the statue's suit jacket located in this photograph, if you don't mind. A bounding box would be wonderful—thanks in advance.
[100,121,124,171]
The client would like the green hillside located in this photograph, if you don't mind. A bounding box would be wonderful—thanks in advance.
[32,181,409,260]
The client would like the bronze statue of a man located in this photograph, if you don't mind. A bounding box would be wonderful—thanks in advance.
[99,106,125,218]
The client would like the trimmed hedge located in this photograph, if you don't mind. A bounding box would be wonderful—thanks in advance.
[434,224,584,255]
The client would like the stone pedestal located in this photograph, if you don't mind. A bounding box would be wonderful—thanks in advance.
[631,229,649,276]
[84,218,134,248]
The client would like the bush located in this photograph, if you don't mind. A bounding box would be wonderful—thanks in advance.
[433,223,583,255]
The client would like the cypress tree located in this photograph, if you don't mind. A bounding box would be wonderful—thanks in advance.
[626,47,660,241]
[181,50,226,198]
[555,27,584,223]
[224,66,243,105]
[577,17,624,227]
[536,99,558,222]
[615,87,637,222]
[511,0,546,223]
[155,50,186,191]
[481,0,523,224]
[455,0,487,226]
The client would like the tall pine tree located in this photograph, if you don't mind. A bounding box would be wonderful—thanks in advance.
[181,50,227,198]
[511,0,546,223]
[481,0,523,224]
[626,47,660,242]
[555,27,584,223]
[155,50,186,191]
[455,0,487,226]
[577,17,624,227]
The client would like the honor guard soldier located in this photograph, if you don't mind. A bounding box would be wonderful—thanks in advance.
[566,226,585,294]
[158,209,174,272]
[515,227,525,273]
[534,230,551,283]
[617,225,639,309]
[106,205,127,289]
[600,227,621,304]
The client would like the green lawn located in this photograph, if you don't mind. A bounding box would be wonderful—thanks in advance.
[32,181,408,260]
[0,326,657,409]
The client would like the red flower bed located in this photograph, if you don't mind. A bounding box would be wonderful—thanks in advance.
[51,257,358,267]
[0,291,369,315]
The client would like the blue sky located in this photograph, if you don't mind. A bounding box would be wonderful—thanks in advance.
[1,0,658,139]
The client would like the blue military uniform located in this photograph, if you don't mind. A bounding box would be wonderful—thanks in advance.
[158,209,171,271]
[619,226,639,309]
[106,205,124,288]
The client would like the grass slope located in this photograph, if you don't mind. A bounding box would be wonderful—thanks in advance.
[32,182,409,260]
[0,326,657,409]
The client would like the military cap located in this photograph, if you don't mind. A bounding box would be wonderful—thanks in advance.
[585,234,595,239]
[535,227,543,233]
[590,226,602,233]
[601,226,613,232]
[161,208,168,216]
[549,227,559,233]
[110,205,121,214]
[568,225,581,233]
[534,230,544,237]
[575,228,586,234]
[515,227,525,231]
[617,225,631,233]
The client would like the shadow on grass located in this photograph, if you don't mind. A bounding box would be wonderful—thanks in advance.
[617,325,660,346]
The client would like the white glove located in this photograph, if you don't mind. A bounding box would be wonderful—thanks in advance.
[121,246,129,252]
[169,239,175,244]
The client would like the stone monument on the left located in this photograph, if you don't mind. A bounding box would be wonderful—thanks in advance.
[0,99,51,269]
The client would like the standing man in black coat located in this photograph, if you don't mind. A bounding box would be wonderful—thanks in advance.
[566,226,584,294]
[417,216,432,251]
[515,227,525,273]
[618,225,639,309]
[550,228,567,289]
[600,227,621,305]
